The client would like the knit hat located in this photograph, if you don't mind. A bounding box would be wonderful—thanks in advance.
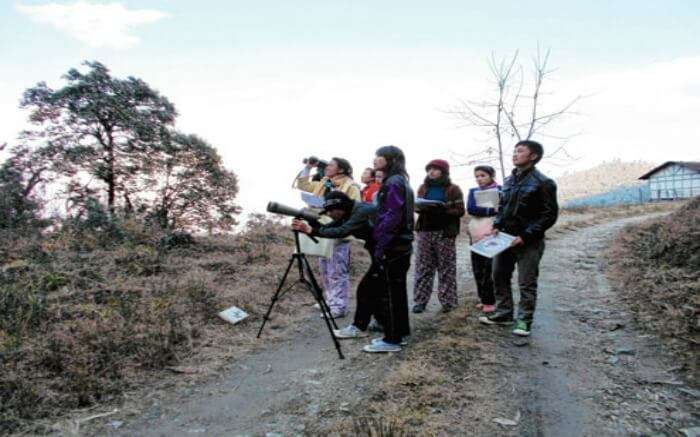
[426,159,450,175]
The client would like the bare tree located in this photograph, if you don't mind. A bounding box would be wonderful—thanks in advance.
[447,47,581,180]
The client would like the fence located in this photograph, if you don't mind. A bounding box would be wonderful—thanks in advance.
[563,184,650,208]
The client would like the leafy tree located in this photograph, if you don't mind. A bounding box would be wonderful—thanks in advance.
[0,143,52,230]
[152,133,240,232]
[18,61,241,232]
[20,61,177,215]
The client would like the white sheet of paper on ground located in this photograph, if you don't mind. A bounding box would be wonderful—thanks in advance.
[217,306,249,325]
[470,232,516,258]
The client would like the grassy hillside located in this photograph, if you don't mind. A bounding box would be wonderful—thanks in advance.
[0,216,369,433]
[557,160,656,202]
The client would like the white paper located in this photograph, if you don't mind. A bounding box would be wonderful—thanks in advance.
[217,306,249,325]
[470,232,516,258]
[297,233,336,258]
[475,188,500,208]
[301,192,324,208]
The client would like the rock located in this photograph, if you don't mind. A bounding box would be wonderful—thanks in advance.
[188,429,207,434]
[493,411,520,427]
[615,347,636,356]
[679,388,700,398]
[607,356,620,365]
[512,338,529,347]
[606,321,625,331]
[109,420,124,429]
[671,411,692,421]
[306,403,321,415]
[265,433,283,437]
[680,428,700,437]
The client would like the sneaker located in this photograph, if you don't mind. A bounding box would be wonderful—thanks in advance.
[412,303,426,314]
[372,336,409,346]
[363,339,402,353]
[512,320,531,337]
[367,318,383,332]
[333,325,368,339]
[478,313,514,325]
[481,304,496,313]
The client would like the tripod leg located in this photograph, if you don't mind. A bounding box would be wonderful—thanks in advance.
[300,254,339,330]
[257,255,296,338]
[299,255,344,359]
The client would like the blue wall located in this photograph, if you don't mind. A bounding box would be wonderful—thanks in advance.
[564,184,651,208]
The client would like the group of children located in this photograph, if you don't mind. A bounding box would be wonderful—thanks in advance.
[292,140,559,352]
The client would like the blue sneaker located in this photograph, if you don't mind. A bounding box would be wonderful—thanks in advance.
[363,339,401,353]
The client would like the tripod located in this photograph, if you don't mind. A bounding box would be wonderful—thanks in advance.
[257,231,344,359]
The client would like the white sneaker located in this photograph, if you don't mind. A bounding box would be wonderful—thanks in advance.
[363,339,401,353]
[333,325,368,339]
[372,336,409,346]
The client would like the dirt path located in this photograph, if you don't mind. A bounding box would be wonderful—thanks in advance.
[101,214,697,436]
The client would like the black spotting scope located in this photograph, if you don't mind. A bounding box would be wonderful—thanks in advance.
[267,202,321,223]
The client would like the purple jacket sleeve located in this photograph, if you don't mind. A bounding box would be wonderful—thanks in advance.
[372,182,405,260]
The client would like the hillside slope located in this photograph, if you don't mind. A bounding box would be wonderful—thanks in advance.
[557,160,656,202]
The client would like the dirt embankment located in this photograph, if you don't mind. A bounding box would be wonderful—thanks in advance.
[606,196,699,378]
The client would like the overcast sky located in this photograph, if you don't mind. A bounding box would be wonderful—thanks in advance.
[2,1,699,215]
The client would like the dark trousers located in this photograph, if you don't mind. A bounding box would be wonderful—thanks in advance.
[374,252,411,344]
[493,239,545,322]
[353,264,382,330]
[471,252,495,305]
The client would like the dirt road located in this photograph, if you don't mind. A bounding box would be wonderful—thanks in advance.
[102,214,698,436]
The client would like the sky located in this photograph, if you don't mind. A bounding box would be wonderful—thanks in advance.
[1,0,699,216]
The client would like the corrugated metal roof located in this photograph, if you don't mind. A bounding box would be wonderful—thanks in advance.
[639,161,700,180]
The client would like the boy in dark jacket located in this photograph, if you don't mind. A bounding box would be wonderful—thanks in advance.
[412,159,465,313]
[479,140,559,337]
[292,192,380,341]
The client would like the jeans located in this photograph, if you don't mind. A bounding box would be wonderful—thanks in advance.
[471,252,495,305]
[492,239,545,322]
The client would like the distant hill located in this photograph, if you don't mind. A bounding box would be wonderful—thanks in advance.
[557,160,657,202]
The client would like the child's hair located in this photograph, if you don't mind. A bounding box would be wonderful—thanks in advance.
[474,165,496,178]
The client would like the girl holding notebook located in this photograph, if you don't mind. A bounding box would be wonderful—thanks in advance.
[466,165,501,313]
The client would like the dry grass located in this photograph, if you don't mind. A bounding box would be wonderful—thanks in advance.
[0,216,369,434]
[316,305,517,436]
[606,196,700,379]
